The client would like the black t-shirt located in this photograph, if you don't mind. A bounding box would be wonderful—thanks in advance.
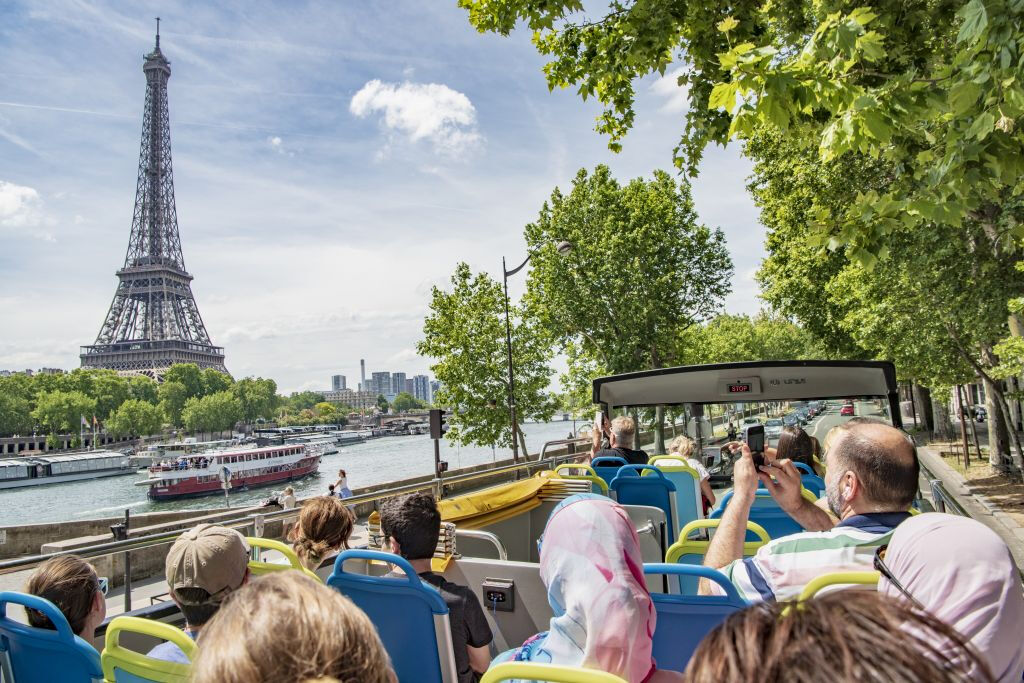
[388,570,493,683]
[593,446,649,466]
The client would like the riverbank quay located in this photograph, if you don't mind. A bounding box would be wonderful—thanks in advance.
[918,445,1024,571]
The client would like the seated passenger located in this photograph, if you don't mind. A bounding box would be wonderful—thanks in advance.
[190,572,394,683]
[590,415,648,465]
[289,495,354,580]
[380,492,492,683]
[774,425,821,475]
[877,512,1024,682]
[665,435,715,512]
[494,494,682,682]
[684,591,991,682]
[702,421,917,601]
[24,555,106,649]
[148,523,250,663]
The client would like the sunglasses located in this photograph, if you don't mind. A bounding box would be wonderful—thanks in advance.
[873,545,925,611]
[97,576,108,596]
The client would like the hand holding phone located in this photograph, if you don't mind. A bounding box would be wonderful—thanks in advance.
[743,424,766,469]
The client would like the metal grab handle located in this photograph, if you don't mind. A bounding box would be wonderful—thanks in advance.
[455,529,508,561]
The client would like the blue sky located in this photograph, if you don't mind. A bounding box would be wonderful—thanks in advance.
[0,1,765,393]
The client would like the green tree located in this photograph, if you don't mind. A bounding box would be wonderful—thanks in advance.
[164,364,204,399]
[182,391,242,438]
[232,377,278,423]
[288,391,324,412]
[392,392,424,413]
[201,368,233,396]
[31,390,96,439]
[313,402,337,417]
[418,262,557,454]
[106,399,163,439]
[376,394,390,413]
[129,375,159,404]
[0,392,33,437]
[159,381,190,427]
[687,313,822,365]
[89,370,132,420]
[523,165,732,451]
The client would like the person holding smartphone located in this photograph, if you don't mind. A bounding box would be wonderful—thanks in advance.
[590,414,648,465]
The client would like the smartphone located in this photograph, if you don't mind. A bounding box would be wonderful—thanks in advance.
[743,424,766,469]
[594,411,605,432]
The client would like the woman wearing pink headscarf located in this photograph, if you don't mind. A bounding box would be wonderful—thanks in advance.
[877,513,1024,682]
[491,494,681,682]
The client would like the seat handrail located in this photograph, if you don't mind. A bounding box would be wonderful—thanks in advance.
[454,529,508,561]
[678,519,771,545]
[642,564,747,604]
[591,456,630,467]
[246,537,322,582]
[0,591,77,642]
[611,464,674,488]
[792,462,814,475]
[329,549,448,613]
[481,662,628,683]
[797,571,880,601]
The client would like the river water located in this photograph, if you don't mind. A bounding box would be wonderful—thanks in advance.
[0,420,586,526]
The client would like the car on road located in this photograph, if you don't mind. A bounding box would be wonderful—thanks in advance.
[764,418,784,439]
[840,404,855,416]
[783,413,800,428]
[741,416,761,427]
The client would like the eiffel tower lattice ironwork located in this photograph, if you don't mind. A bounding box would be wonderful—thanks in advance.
[81,24,227,379]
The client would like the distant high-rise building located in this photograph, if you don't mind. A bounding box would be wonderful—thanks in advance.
[371,372,390,397]
[405,378,414,395]
[412,375,431,403]
[391,372,407,395]
[331,374,346,391]
[430,380,441,402]
[360,359,366,386]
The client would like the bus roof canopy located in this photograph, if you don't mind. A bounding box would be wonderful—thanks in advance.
[592,360,898,409]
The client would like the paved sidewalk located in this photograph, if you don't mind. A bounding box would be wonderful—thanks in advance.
[918,446,1024,570]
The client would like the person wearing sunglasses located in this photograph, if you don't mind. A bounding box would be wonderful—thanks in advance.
[877,512,1024,682]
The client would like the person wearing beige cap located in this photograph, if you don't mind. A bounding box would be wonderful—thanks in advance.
[147,523,250,663]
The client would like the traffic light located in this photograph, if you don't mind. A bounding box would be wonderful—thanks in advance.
[429,408,448,440]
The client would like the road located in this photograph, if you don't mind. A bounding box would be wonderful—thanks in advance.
[768,399,886,448]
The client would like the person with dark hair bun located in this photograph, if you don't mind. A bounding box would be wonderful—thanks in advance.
[289,495,353,580]
[683,591,993,683]
[24,555,106,649]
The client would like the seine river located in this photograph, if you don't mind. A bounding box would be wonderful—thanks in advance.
[0,420,586,526]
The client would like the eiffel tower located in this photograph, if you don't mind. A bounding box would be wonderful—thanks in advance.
[81,22,227,379]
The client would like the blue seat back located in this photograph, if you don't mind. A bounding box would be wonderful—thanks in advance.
[648,457,704,528]
[790,462,827,497]
[326,550,453,683]
[610,466,677,544]
[0,591,102,683]
[590,456,633,488]
[709,490,805,539]
[642,565,746,672]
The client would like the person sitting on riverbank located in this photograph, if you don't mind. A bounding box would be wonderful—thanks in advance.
[24,555,106,650]
[877,512,1024,682]
[665,435,715,513]
[335,469,353,498]
[190,572,395,683]
[381,491,492,683]
[289,495,354,580]
[590,415,648,466]
[701,421,918,602]
[148,523,250,663]
[683,591,992,682]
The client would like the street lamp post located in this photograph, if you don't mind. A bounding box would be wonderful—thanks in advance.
[502,240,573,463]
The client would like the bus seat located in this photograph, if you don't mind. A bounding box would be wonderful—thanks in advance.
[709,487,817,540]
[0,591,102,683]
[664,519,771,595]
[245,537,321,582]
[647,456,704,528]
[482,662,627,682]
[792,462,827,498]
[642,564,747,673]
[553,464,609,496]
[590,457,633,489]
[327,549,458,683]
[797,571,880,601]
[610,466,678,545]
[101,616,194,683]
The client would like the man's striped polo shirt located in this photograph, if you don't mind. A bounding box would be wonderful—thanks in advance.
[713,512,912,602]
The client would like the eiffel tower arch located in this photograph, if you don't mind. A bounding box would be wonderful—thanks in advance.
[81,25,227,380]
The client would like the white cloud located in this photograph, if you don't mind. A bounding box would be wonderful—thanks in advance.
[0,180,55,241]
[266,135,294,156]
[649,67,690,114]
[349,80,482,158]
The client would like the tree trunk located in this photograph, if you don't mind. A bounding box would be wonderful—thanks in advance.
[931,394,953,441]
[654,405,666,455]
[914,385,934,432]
[979,344,1012,469]
[516,423,530,460]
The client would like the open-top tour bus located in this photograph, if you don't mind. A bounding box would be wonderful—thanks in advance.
[1,360,910,682]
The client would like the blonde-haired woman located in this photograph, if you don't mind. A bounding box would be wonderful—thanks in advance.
[24,555,106,649]
[191,572,394,683]
[666,435,716,513]
[288,495,354,580]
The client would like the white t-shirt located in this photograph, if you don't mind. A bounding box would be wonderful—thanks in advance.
[659,455,711,482]
[281,493,296,509]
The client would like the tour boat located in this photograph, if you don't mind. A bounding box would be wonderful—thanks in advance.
[0,451,135,489]
[136,443,321,500]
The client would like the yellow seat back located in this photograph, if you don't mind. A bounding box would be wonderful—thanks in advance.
[798,571,880,601]
[246,537,322,582]
[665,518,771,564]
[553,464,609,495]
[481,662,628,683]
[101,616,194,683]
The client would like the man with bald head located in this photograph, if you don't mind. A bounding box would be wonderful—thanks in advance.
[701,421,918,601]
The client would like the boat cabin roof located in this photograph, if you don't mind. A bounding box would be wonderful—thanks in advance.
[593,359,898,410]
